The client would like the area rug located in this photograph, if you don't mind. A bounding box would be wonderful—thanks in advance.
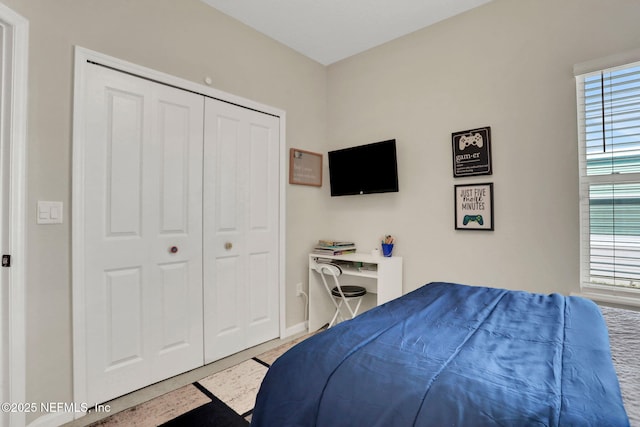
[87,383,215,426]
[160,386,250,427]
[87,358,268,426]
[87,332,317,427]
[197,359,269,417]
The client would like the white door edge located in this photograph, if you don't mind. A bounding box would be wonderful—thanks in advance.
[71,46,286,417]
[0,3,28,426]
[278,116,287,339]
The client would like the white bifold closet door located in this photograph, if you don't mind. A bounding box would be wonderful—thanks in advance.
[80,62,280,405]
[203,99,280,363]
[83,64,205,405]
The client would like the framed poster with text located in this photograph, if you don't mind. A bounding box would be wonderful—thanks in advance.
[289,148,322,186]
[455,183,494,231]
[452,126,492,177]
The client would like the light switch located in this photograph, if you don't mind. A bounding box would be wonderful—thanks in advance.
[38,207,49,220]
[50,205,60,219]
[37,201,63,224]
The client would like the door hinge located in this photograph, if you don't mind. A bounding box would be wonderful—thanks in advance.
[2,255,10,267]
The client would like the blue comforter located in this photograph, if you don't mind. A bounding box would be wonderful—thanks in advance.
[252,282,629,426]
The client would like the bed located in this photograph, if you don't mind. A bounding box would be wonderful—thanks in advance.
[251,282,629,426]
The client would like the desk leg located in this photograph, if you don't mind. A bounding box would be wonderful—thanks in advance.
[308,270,335,331]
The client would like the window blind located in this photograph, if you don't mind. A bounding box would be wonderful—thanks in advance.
[577,61,640,290]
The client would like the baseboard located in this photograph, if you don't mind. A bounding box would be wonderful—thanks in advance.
[283,321,308,338]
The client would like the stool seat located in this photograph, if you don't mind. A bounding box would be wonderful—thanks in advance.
[331,285,366,298]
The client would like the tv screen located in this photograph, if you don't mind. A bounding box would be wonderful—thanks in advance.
[328,139,399,196]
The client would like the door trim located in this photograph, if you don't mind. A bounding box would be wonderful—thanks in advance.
[71,46,286,415]
[0,3,28,427]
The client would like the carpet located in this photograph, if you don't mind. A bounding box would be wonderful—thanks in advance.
[601,305,640,426]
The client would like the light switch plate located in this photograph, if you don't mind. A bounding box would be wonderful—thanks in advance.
[37,201,63,224]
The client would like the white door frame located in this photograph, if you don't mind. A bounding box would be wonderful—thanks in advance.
[72,46,286,415]
[0,3,28,427]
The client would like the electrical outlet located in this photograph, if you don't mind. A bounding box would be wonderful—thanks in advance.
[296,283,303,296]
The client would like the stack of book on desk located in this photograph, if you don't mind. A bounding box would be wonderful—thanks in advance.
[313,240,356,255]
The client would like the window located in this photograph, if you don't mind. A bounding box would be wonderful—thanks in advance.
[576,59,640,292]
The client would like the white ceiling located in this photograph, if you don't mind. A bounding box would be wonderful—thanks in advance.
[201,0,492,65]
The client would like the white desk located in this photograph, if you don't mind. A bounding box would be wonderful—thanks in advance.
[308,252,403,331]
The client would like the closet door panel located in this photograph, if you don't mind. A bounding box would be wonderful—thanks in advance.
[217,115,242,231]
[158,101,192,233]
[203,103,246,362]
[203,98,279,363]
[83,64,204,404]
[248,252,270,324]
[84,68,152,404]
[148,84,204,384]
[246,119,279,344]
[157,261,190,350]
[106,91,144,236]
[104,267,143,368]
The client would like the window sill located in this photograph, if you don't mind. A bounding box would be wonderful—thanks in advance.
[573,284,640,309]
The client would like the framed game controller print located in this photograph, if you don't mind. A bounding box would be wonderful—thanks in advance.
[455,183,494,231]
[452,126,492,177]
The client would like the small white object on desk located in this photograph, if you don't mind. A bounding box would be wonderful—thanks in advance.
[371,248,381,257]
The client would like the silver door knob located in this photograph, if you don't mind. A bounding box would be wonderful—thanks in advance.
[224,242,233,250]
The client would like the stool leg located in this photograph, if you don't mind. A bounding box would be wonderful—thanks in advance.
[351,297,363,318]
[329,298,343,328]
[343,296,364,319]
[331,297,366,325]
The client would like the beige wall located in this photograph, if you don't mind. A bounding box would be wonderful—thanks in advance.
[1,0,327,419]
[325,0,640,295]
[4,0,640,421]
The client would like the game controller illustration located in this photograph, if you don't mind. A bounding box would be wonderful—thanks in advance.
[459,133,484,150]
[463,214,484,226]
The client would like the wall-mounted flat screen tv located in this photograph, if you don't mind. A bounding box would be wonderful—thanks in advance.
[328,139,399,196]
